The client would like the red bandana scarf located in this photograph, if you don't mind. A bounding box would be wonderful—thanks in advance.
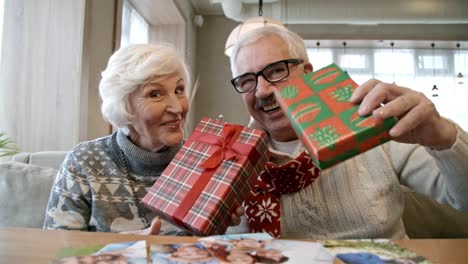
[243,151,321,238]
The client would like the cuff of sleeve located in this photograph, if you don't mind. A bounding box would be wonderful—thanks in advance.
[426,120,468,211]
[426,119,467,157]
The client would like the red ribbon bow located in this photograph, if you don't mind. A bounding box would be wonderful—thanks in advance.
[197,123,243,169]
[173,123,260,233]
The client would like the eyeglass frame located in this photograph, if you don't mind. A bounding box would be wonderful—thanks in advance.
[230,58,304,93]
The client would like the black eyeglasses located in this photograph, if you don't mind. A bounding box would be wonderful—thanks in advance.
[231,58,304,93]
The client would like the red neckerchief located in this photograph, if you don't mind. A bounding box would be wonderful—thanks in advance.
[243,151,321,238]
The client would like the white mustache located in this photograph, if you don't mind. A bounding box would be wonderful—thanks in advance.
[255,95,276,109]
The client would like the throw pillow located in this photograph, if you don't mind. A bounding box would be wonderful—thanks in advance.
[0,161,57,228]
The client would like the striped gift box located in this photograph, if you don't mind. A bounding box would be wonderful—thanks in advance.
[275,63,397,169]
[142,117,270,236]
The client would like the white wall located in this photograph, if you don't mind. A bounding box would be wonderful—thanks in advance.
[195,16,251,126]
[82,0,116,141]
[174,0,198,133]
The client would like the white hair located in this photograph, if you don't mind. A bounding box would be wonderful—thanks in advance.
[99,43,190,135]
[229,26,309,77]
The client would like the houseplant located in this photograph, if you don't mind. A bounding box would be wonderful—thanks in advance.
[0,132,19,157]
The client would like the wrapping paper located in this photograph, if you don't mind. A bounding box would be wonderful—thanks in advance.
[275,63,396,169]
[143,117,270,235]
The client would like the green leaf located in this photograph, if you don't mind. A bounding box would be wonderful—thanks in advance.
[280,85,299,99]
[0,132,19,157]
[331,85,353,102]
[309,125,340,149]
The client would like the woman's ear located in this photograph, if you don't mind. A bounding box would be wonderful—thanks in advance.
[303,62,313,73]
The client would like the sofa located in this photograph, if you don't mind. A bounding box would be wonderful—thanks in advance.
[1,151,468,237]
[0,151,67,229]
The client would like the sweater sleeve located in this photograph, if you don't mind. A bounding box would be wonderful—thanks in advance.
[387,122,468,211]
[43,151,91,230]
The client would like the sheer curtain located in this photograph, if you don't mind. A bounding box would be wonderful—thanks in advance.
[307,46,468,130]
[0,0,86,153]
[0,0,4,64]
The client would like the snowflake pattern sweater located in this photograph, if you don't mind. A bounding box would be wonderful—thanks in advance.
[227,121,468,239]
[43,130,185,235]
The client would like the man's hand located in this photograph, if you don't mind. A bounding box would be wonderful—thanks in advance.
[121,217,162,235]
[229,206,244,226]
[349,79,456,150]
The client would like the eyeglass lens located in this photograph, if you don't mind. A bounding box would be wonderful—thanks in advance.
[235,61,289,92]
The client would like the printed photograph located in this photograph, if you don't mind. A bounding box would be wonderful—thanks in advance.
[321,239,432,264]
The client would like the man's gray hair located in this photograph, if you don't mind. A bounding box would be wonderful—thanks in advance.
[230,26,309,77]
[99,43,190,135]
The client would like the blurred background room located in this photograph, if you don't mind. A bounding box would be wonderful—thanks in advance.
[0,0,467,155]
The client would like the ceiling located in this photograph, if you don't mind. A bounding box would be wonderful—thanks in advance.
[189,0,468,48]
[190,0,223,15]
[190,0,468,24]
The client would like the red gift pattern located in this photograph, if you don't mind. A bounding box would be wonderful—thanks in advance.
[142,117,270,236]
[275,64,396,169]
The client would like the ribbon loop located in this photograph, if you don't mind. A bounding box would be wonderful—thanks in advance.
[200,124,244,169]
[172,120,264,234]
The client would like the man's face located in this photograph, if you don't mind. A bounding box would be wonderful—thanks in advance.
[234,35,311,142]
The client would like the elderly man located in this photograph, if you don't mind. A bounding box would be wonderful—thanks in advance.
[226,26,468,239]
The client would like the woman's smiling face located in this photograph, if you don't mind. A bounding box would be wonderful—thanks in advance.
[127,73,189,152]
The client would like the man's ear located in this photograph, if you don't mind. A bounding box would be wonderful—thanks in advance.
[303,62,313,73]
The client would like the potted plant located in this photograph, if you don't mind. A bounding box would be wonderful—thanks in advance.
[0,132,19,157]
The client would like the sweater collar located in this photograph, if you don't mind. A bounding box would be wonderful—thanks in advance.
[248,117,305,163]
[113,130,181,176]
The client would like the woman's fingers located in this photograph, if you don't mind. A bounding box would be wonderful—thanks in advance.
[230,213,242,226]
[235,206,244,216]
[229,206,244,226]
[146,217,162,235]
[121,217,162,236]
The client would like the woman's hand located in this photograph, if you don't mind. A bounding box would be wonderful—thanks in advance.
[349,79,457,150]
[121,217,162,235]
[120,208,243,236]
[229,206,244,226]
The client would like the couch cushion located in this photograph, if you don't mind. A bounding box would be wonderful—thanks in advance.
[0,161,57,228]
[12,151,67,169]
[402,186,468,238]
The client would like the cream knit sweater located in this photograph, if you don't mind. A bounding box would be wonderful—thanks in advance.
[228,122,468,239]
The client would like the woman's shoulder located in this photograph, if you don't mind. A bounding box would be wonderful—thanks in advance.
[67,133,115,158]
[61,133,118,172]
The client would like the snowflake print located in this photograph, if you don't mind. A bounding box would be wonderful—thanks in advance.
[255,197,278,223]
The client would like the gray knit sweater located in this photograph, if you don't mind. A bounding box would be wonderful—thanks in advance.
[43,130,184,234]
[227,121,468,239]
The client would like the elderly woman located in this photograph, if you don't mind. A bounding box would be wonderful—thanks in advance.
[43,44,191,234]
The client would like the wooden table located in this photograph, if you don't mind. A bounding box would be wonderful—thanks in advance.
[1,227,467,263]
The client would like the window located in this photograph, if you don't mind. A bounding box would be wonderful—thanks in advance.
[307,49,333,70]
[120,0,149,48]
[415,49,452,76]
[454,52,468,77]
[306,44,468,130]
[340,54,368,70]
